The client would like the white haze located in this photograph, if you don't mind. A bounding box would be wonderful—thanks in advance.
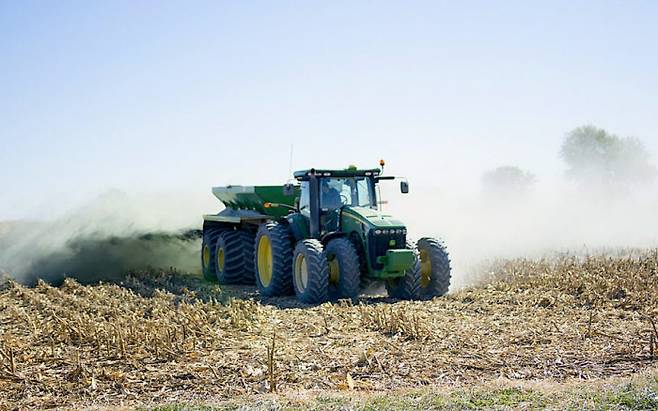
[384,178,658,289]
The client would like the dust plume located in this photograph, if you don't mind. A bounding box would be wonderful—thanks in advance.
[0,190,209,285]
[391,181,658,289]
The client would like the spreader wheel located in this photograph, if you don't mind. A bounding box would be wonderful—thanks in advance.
[214,230,246,284]
[201,227,224,281]
[240,230,256,284]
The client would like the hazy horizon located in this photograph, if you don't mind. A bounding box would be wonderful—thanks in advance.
[3,1,658,220]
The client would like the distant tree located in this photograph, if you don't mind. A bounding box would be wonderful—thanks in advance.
[560,125,656,186]
[481,166,535,197]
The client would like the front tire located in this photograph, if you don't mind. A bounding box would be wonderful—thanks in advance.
[325,238,361,302]
[292,240,329,304]
[385,241,421,300]
[385,238,451,300]
[254,222,293,296]
[416,237,451,297]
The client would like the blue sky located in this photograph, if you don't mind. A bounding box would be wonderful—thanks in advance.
[2,1,658,219]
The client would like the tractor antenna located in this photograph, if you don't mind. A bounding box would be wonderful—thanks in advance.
[287,143,294,179]
[378,159,385,211]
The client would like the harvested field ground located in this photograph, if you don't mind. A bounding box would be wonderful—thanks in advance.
[1,252,657,409]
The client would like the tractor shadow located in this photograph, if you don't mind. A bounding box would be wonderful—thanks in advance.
[79,269,400,309]
[218,282,398,309]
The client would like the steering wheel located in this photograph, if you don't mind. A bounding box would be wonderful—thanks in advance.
[340,194,349,205]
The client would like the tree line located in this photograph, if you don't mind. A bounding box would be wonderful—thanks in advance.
[482,125,657,196]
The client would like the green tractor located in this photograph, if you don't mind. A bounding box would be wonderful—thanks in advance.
[201,164,451,303]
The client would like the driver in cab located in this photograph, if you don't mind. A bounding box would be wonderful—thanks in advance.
[321,180,342,210]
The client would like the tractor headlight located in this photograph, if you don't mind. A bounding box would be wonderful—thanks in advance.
[374,229,382,235]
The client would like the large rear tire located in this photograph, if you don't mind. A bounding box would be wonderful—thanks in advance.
[214,230,246,284]
[201,227,224,281]
[254,222,293,296]
[292,240,328,304]
[325,237,361,302]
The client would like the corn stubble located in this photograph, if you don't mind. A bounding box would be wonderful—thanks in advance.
[0,252,657,408]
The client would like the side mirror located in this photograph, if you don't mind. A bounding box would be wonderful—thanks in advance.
[400,181,409,194]
[283,183,295,196]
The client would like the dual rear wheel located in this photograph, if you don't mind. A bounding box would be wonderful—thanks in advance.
[253,223,361,304]
[201,225,255,284]
[201,227,223,281]
[215,230,255,284]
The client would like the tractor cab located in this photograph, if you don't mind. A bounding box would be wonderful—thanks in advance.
[293,167,384,238]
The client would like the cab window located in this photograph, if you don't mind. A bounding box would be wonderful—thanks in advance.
[320,177,375,210]
[299,181,310,215]
[355,178,373,208]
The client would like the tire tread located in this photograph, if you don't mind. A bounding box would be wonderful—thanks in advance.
[417,237,451,298]
[325,237,361,301]
[215,230,245,284]
[293,239,328,304]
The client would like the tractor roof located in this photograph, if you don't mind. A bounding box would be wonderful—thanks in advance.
[293,168,381,180]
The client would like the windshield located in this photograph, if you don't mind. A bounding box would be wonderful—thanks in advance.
[320,177,375,210]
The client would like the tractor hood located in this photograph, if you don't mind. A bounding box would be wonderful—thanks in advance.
[341,206,406,229]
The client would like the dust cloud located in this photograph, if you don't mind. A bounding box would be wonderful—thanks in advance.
[384,178,658,289]
[0,190,213,285]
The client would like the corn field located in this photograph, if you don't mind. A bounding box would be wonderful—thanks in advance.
[0,252,657,409]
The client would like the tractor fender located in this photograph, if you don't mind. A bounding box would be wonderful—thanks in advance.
[286,213,309,242]
[320,231,346,245]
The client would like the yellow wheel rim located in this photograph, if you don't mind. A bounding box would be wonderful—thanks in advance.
[257,236,273,287]
[217,247,225,272]
[420,249,432,288]
[328,256,340,285]
[294,253,308,292]
[202,245,211,268]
